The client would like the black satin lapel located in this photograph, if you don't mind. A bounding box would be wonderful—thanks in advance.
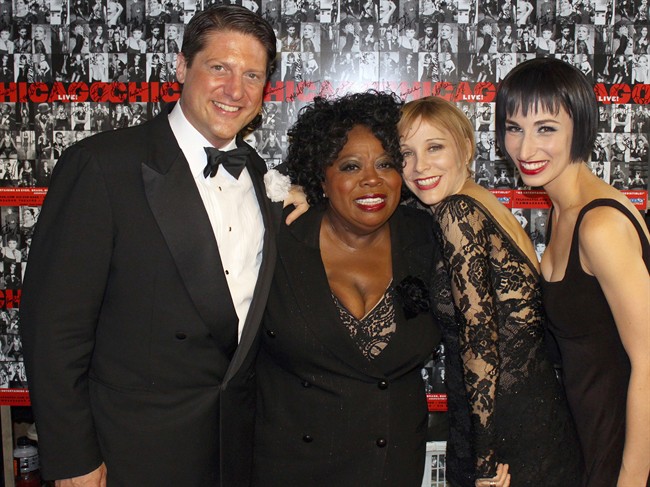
[142,154,238,334]
[279,210,382,377]
[248,153,282,238]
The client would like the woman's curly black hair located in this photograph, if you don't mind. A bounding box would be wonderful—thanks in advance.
[285,90,404,207]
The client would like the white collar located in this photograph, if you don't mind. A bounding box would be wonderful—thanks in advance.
[168,102,237,179]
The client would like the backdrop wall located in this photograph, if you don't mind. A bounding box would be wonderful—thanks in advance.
[0,0,648,404]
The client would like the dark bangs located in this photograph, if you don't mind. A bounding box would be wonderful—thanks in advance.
[495,58,598,164]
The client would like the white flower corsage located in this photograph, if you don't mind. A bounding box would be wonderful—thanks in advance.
[264,169,291,202]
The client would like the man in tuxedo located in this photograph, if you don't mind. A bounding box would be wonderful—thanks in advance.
[379,28,396,51]
[517,30,535,53]
[21,5,282,487]
[51,131,66,158]
[127,52,146,81]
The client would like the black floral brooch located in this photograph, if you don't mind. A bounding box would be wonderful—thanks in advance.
[395,275,430,319]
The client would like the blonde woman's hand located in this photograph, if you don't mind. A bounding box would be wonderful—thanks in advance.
[475,463,511,487]
[283,185,309,225]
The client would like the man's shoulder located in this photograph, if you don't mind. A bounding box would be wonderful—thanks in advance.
[76,112,173,157]
[54,115,178,185]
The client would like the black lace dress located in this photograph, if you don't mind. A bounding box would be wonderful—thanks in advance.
[429,195,582,487]
[333,283,396,360]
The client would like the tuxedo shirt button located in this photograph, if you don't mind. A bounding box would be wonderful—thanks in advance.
[377,380,388,390]
[266,329,276,338]
[302,435,313,443]
[225,270,229,275]
[175,332,187,340]
[376,438,387,448]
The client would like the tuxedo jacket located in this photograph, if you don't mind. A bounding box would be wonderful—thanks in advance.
[20,104,282,486]
[253,206,442,487]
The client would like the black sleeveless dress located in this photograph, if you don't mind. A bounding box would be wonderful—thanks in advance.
[541,198,650,487]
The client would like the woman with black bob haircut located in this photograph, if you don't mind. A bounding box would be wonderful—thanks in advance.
[496,57,650,487]
[495,57,597,165]
[253,90,443,486]
[286,90,404,206]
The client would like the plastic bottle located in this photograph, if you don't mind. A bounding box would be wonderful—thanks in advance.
[13,436,41,487]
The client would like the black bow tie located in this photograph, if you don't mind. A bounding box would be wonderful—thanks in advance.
[203,145,250,179]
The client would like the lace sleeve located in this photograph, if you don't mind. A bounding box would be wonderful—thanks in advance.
[436,197,499,479]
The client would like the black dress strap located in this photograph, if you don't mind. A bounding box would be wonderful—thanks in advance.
[567,198,650,275]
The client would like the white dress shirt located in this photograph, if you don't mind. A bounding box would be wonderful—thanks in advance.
[169,102,264,340]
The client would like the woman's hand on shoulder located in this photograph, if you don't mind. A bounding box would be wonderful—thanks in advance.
[475,463,510,487]
[284,184,309,225]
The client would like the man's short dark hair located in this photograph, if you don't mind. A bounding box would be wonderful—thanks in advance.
[181,5,277,78]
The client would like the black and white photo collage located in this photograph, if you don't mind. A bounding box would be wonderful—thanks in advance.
[0,0,647,186]
[0,203,35,387]
[0,0,194,189]
[260,0,646,188]
[0,0,645,390]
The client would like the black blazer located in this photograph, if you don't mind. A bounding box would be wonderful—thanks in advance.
[253,205,442,487]
[20,104,282,486]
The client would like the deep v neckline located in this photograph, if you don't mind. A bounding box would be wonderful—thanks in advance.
[331,278,394,321]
